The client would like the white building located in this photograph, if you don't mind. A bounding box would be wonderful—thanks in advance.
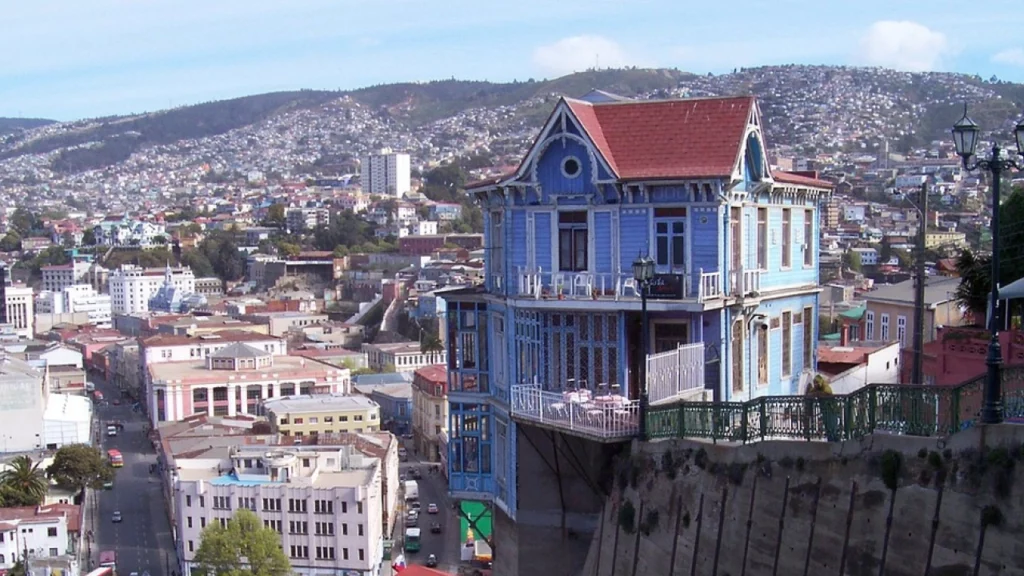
[361,342,446,374]
[361,149,411,197]
[0,355,48,452]
[173,445,384,576]
[0,504,81,570]
[3,284,34,339]
[35,285,113,328]
[411,221,438,236]
[850,247,879,266]
[93,219,167,247]
[42,393,92,449]
[286,208,330,233]
[109,264,195,315]
[41,261,108,293]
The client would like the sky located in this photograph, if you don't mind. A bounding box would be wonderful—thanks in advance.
[3,0,1024,121]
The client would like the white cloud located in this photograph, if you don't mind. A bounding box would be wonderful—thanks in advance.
[857,21,952,71]
[532,35,639,76]
[993,48,1024,67]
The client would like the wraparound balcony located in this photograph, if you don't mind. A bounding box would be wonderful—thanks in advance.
[513,267,723,303]
[510,385,641,441]
[510,342,706,441]
[728,267,764,297]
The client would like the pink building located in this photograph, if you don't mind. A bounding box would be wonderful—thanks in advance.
[903,326,1024,386]
[146,342,351,426]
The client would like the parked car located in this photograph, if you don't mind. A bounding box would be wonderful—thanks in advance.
[426,554,438,567]
[430,522,442,534]
[112,511,122,523]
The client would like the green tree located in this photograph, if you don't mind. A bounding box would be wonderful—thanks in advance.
[0,231,21,252]
[0,456,48,506]
[264,204,286,227]
[276,241,300,257]
[843,249,862,272]
[153,235,168,245]
[193,509,291,576]
[9,208,37,236]
[955,248,989,323]
[46,444,114,493]
[181,250,216,278]
[420,332,445,354]
[81,228,96,246]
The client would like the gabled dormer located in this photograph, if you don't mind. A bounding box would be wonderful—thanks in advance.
[728,100,773,200]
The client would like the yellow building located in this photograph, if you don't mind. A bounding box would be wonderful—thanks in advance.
[264,394,381,437]
[924,231,967,249]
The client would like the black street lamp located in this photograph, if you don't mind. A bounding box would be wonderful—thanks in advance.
[632,254,655,438]
[951,104,1024,425]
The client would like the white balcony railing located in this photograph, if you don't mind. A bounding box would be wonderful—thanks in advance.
[514,267,725,303]
[510,385,640,440]
[646,342,705,405]
[729,268,764,296]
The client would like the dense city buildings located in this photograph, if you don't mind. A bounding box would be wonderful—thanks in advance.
[109,264,196,314]
[264,394,381,436]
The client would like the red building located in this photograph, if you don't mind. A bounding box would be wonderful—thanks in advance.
[903,326,1024,386]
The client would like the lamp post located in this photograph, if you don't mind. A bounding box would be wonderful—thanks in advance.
[632,254,655,439]
[951,104,1024,425]
[897,182,929,386]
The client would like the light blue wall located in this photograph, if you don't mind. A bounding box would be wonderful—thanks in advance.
[619,208,649,272]
[759,293,819,396]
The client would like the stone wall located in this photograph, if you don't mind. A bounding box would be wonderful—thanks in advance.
[581,424,1024,576]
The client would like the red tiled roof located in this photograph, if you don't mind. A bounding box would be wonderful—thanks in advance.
[565,96,754,179]
[773,171,835,189]
[817,347,869,365]
[414,364,448,385]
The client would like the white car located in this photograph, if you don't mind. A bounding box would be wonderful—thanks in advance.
[427,503,439,514]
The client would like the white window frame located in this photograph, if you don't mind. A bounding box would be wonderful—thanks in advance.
[880,314,890,342]
[866,311,875,340]
[781,310,793,377]
[897,315,907,348]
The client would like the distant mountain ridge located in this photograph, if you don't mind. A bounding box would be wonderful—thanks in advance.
[1,66,1022,174]
[0,117,56,135]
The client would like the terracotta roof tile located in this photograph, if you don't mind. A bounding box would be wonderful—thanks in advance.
[565,96,754,180]
[773,171,835,189]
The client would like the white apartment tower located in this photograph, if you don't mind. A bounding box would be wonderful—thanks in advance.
[361,148,411,197]
[109,264,195,315]
[174,445,384,576]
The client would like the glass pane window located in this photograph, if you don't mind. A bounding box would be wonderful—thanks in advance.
[655,219,686,271]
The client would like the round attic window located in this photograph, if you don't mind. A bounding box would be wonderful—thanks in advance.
[561,156,582,179]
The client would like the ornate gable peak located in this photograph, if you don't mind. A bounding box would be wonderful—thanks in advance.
[509,97,617,185]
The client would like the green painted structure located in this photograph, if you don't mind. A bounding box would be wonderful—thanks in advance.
[459,501,493,544]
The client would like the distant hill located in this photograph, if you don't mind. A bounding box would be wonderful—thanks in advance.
[2,66,1023,174]
[0,117,56,135]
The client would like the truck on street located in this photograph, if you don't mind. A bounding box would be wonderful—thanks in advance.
[404,479,419,501]
[404,527,421,552]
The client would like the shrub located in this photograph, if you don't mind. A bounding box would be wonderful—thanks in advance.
[986,447,1015,499]
[779,456,795,469]
[918,448,928,459]
[640,509,660,536]
[796,457,806,472]
[694,448,709,470]
[880,450,902,491]
[927,451,944,469]
[727,462,747,486]
[981,504,1004,528]
[942,448,953,461]
[618,500,637,533]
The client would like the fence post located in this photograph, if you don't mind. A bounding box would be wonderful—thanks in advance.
[759,398,767,442]
[950,385,961,435]
[804,398,813,441]
[741,403,749,443]
[843,395,852,440]
[677,404,685,438]
[868,386,877,433]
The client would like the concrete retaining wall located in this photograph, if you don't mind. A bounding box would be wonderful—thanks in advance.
[581,424,1024,576]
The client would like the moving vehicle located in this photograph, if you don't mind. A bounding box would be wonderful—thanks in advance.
[430,522,442,534]
[112,511,122,523]
[85,382,95,392]
[426,554,438,567]
[107,449,123,468]
[404,527,421,552]
[106,425,118,437]
[406,512,419,527]
[98,550,116,570]
[398,448,408,461]
[84,567,113,576]
[103,480,113,490]
[404,480,419,500]
[427,503,439,514]
[93,391,104,402]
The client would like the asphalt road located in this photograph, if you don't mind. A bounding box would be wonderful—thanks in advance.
[397,452,460,573]
[93,378,177,576]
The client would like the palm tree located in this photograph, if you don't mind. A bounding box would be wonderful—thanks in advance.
[954,248,990,325]
[420,332,445,355]
[0,456,48,506]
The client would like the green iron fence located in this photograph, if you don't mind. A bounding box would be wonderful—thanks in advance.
[646,365,1024,443]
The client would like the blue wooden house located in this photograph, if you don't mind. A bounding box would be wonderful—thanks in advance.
[442,94,833,518]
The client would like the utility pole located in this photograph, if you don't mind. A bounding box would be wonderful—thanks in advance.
[911,181,928,385]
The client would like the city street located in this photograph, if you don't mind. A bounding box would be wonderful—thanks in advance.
[398,454,460,573]
[92,378,177,576]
